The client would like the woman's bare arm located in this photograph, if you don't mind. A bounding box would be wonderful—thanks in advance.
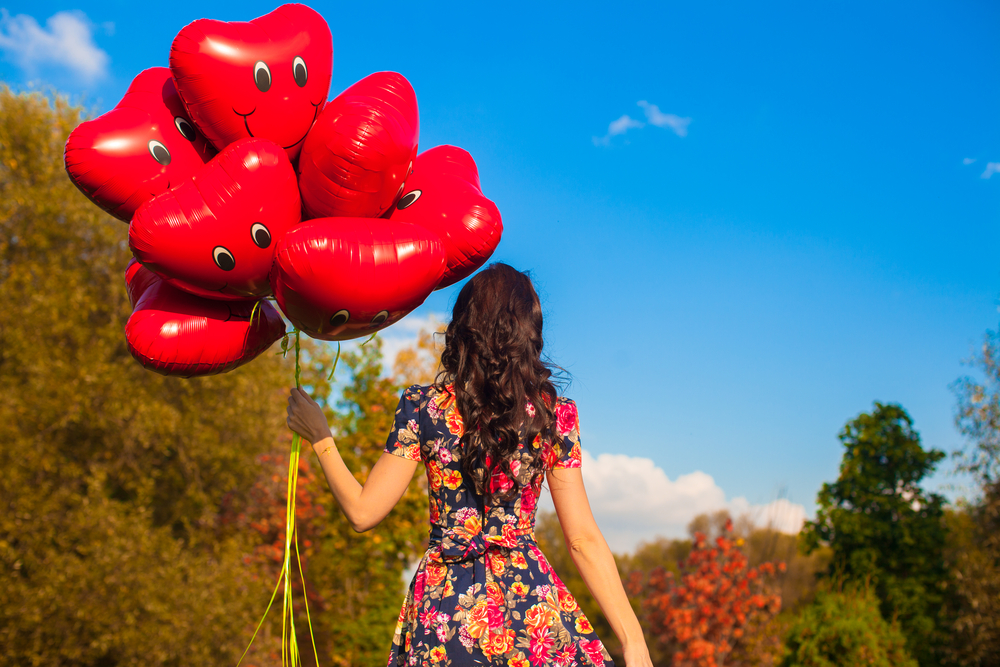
[547,466,652,667]
[287,387,418,532]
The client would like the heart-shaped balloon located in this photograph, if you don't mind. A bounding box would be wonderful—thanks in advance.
[389,145,502,288]
[297,72,419,219]
[270,218,445,341]
[170,3,332,160]
[125,259,286,377]
[129,137,301,301]
[65,67,216,222]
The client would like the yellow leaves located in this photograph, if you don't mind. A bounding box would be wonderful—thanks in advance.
[392,321,446,387]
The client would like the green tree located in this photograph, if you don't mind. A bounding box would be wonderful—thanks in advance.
[0,88,293,665]
[801,402,948,666]
[781,584,916,667]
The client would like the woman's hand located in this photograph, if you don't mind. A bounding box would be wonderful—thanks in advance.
[286,387,332,444]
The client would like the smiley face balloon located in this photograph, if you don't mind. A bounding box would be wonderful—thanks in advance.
[170,3,332,160]
[129,137,301,301]
[270,217,445,341]
[65,67,216,222]
[389,145,502,288]
[125,259,286,377]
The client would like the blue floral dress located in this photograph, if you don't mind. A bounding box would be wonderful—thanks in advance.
[384,384,614,667]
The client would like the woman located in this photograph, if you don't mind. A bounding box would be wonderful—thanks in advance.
[287,263,652,667]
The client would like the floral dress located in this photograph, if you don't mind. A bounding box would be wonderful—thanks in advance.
[384,384,614,667]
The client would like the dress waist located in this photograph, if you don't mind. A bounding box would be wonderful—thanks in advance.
[428,522,535,563]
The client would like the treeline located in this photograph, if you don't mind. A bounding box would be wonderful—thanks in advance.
[0,89,431,666]
[2,90,999,667]
[546,397,1000,667]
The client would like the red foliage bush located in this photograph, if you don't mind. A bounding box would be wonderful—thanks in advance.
[630,519,783,667]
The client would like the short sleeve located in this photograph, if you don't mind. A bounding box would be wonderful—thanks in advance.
[384,385,424,461]
[551,398,583,469]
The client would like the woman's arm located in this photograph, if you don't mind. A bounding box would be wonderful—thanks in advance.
[287,387,418,532]
[547,466,653,667]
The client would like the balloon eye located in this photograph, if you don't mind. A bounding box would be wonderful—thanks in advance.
[330,310,349,327]
[293,56,307,87]
[397,189,422,210]
[370,311,388,327]
[174,117,197,142]
[254,61,271,92]
[148,140,170,165]
[213,246,235,271]
[250,223,271,248]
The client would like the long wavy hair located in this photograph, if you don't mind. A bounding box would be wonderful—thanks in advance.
[436,263,559,505]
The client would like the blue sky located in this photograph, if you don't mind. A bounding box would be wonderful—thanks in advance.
[2,0,998,547]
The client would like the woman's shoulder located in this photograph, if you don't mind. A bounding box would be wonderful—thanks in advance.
[554,395,575,408]
[553,395,580,438]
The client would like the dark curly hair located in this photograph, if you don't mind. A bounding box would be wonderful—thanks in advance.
[436,263,559,505]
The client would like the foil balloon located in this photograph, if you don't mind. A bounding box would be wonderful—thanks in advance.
[125,259,285,377]
[297,72,418,219]
[65,67,216,222]
[270,218,445,341]
[129,137,300,301]
[389,145,502,288]
[170,3,332,160]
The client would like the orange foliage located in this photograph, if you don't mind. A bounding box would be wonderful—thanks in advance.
[630,519,783,667]
[221,432,327,607]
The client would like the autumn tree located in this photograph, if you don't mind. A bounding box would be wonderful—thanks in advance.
[801,402,949,666]
[632,518,783,667]
[949,329,1000,665]
[0,89,292,665]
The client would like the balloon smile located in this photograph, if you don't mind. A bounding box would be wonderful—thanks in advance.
[233,101,322,149]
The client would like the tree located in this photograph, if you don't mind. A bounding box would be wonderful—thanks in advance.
[945,488,1000,667]
[633,518,783,667]
[949,331,1000,665]
[801,402,948,666]
[954,328,1000,485]
[781,584,916,667]
[0,89,293,665]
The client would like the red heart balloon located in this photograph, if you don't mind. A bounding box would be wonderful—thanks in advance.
[170,3,332,160]
[389,145,503,288]
[129,137,301,301]
[270,218,444,341]
[297,72,419,219]
[65,67,216,222]
[125,259,286,377]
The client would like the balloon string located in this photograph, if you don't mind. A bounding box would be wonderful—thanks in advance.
[239,329,318,667]
[327,342,341,381]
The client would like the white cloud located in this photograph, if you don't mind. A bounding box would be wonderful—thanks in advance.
[593,102,691,147]
[981,162,1000,179]
[538,450,807,553]
[592,114,645,147]
[0,10,109,81]
[637,100,691,137]
[963,157,977,165]
[608,114,644,136]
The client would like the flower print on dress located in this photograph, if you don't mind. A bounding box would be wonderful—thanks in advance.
[555,400,578,436]
[382,384,612,667]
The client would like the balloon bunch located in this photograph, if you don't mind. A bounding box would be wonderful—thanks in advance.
[66,3,502,378]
